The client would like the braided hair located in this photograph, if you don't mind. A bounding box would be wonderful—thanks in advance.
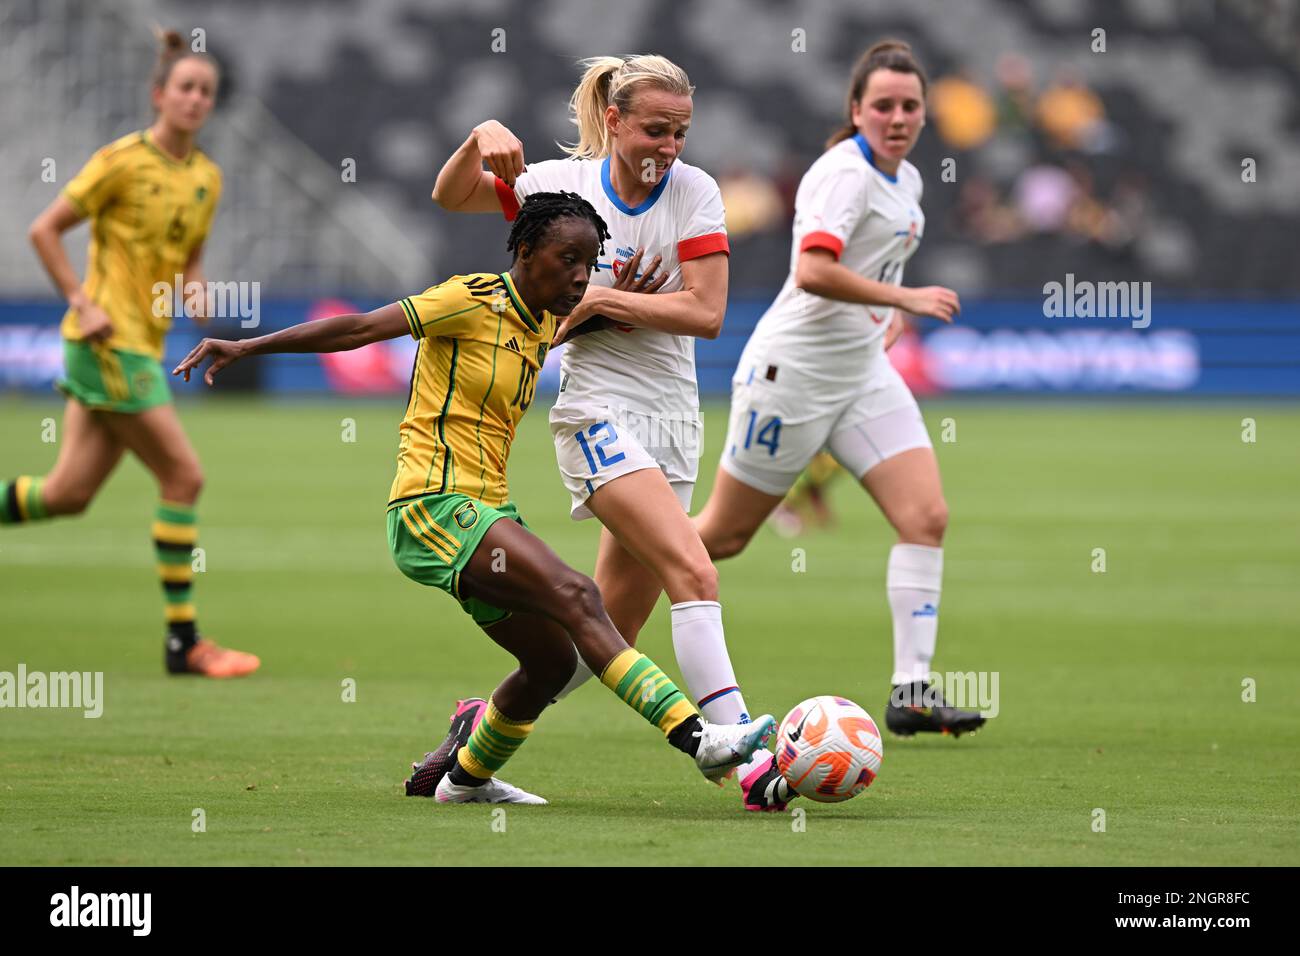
[506,190,611,261]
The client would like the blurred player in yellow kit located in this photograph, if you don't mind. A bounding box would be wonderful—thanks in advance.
[6,29,259,677]
[767,452,845,537]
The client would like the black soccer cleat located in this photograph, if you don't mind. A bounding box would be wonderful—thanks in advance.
[884,681,986,738]
[404,697,487,797]
[740,751,796,812]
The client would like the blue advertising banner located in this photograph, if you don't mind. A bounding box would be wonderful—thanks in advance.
[1,297,1297,398]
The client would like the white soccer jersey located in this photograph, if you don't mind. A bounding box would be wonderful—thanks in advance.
[736,134,925,420]
[496,156,729,415]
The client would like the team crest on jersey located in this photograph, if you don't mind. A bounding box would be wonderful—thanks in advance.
[610,246,638,278]
[196,186,207,201]
[894,214,925,248]
[453,501,479,530]
[131,369,155,398]
[537,341,548,366]
[895,219,922,250]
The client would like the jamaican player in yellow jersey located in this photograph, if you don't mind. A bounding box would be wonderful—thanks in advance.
[767,452,846,537]
[9,29,259,678]
[174,192,775,804]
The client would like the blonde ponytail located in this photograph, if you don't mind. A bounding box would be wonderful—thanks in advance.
[565,56,624,160]
[563,54,695,160]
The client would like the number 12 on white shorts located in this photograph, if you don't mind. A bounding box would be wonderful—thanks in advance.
[574,421,627,475]
[551,406,700,520]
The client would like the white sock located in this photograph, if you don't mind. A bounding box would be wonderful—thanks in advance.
[552,655,594,701]
[670,601,750,725]
[886,544,943,686]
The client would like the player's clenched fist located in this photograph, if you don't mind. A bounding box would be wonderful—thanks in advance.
[472,120,525,186]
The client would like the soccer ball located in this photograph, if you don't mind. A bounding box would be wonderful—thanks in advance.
[775,696,883,803]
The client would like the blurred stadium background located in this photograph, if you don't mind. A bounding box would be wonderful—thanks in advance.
[2,0,1298,400]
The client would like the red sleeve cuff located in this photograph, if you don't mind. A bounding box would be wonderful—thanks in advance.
[677,232,730,261]
[494,177,521,222]
[800,230,844,259]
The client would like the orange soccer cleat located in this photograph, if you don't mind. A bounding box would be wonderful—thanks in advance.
[167,637,261,678]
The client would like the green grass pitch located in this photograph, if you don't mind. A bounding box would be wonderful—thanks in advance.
[2,395,1297,865]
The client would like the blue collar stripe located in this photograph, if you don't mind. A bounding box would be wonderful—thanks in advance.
[852,133,898,184]
[601,157,673,215]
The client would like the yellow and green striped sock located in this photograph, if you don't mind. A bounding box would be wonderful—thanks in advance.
[153,500,198,643]
[454,697,535,781]
[0,477,50,524]
[600,649,698,737]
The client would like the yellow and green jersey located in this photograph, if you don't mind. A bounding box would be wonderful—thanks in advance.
[60,129,222,360]
[388,272,556,509]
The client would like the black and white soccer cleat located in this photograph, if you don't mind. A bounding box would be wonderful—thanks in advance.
[884,681,986,738]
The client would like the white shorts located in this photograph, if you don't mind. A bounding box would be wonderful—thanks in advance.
[719,358,932,497]
[550,402,700,520]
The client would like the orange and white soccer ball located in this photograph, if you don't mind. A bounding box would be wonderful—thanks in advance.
[776,696,884,803]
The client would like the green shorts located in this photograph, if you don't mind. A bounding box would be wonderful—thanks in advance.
[57,340,171,413]
[387,492,528,628]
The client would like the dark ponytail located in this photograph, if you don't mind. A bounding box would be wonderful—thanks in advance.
[150,25,219,92]
[826,39,928,149]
